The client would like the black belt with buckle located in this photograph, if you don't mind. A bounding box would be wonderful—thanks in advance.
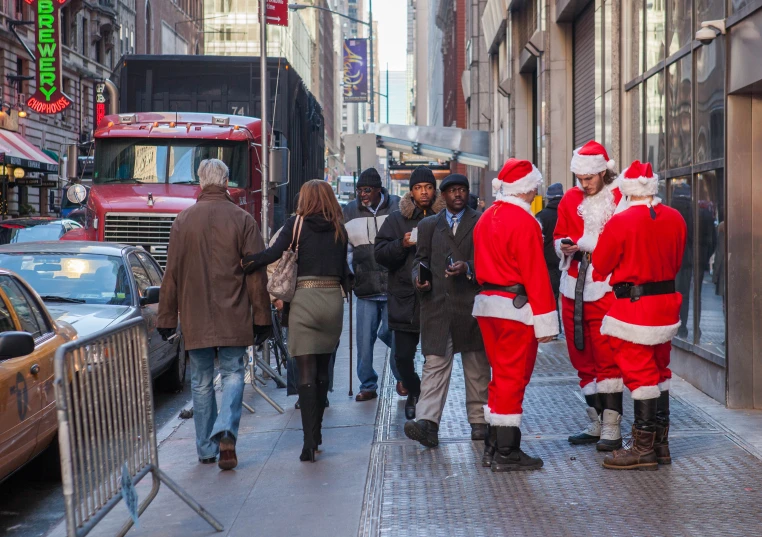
[482,283,529,309]
[613,280,676,302]
[572,251,585,262]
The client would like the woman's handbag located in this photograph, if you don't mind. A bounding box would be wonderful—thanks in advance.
[267,216,303,302]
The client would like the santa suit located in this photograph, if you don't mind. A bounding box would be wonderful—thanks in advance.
[592,199,687,398]
[472,197,559,426]
[554,183,623,395]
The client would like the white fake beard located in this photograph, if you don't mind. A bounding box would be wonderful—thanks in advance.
[576,185,615,251]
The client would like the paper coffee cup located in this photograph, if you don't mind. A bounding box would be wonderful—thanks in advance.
[409,227,418,244]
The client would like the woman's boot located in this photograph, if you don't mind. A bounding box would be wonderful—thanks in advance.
[603,397,658,471]
[492,427,543,472]
[314,379,329,449]
[568,393,602,445]
[654,390,671,464]
[298,383,318,462]
[597,391,623,451]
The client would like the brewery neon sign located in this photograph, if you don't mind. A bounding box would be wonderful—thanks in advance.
[25,0,73,115]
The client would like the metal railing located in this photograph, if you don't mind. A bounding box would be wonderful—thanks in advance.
[54,318,223,537]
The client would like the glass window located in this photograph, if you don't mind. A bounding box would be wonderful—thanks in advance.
[135,252,163,286]
[667,55,692,169]
[646,0,666,70]
[627,85,643,163]
[730,1,750,15]
[0,223,66,244]
[697,170,725,356]
[695,36,725,163]
[669,177,694,343]
[13,280,51,336]
[667,0,692,57]
[0,276,42,339]
[0,297,14,333]
[129,255,152,296]
[696,0,724,25]
[645,72,666,172]
[626,0,644,80]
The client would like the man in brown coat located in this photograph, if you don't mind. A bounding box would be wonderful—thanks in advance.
[158,158,271,471]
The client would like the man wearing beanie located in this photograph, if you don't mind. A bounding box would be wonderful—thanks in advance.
[344,168,402,401]
[375,166,446,419]
[536,183,564,324]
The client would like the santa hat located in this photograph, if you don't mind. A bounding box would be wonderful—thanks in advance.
[618,160,660,197]
[570,141,615,175]
[492,159,543,198]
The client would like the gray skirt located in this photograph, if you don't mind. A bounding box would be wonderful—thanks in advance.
[288,277,344,356]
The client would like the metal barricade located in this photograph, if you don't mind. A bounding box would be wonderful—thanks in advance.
[54,318,223,537]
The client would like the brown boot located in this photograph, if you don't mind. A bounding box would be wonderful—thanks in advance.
[654,390,671,464]
[603,398,658,471]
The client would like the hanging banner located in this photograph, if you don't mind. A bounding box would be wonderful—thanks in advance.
[25,0,74,115]
[94,82,110,127]
[343,39,369,103]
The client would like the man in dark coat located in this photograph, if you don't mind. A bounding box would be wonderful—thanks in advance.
[535,182,564,328]
[375,166,446,420]
[404,174,491,447]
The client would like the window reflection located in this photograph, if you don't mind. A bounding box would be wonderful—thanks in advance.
[667,55,692,169]
[667,0,692,56]
[696,0,724,24]
[670,177,694,343]
[645,0,665,70]
[695,37,725,163]
[646,72,666,172]
[698,170,725,356]
[626,0,644,81]
[628,86,643,161]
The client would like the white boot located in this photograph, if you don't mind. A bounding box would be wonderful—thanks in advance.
[597,409,623,451]
[568,407,601,445]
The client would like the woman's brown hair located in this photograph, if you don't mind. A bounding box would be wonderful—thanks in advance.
[297,179,346,242]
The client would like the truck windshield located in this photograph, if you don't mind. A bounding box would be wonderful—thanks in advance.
[93,139,247,187]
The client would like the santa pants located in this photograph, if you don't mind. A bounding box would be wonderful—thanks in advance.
[561,295,622,393]
[476,316,538,426]
[609,337,673,398]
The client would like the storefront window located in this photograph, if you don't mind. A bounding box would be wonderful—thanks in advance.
[697,170,725,356]
[646,0,666,70]
[695,37,725,164]
[645,72,666,172]
[670,177,694,343]
[667,0,692,56]
[667,55,692,169]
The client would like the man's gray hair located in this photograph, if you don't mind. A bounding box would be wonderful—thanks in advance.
[198,159,229,189]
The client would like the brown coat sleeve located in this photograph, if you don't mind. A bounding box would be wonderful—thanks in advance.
[158,221,180,328]
[243,216,272,327]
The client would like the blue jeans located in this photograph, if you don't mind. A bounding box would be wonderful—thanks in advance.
[356,298,398,392]
[188,346,246,459]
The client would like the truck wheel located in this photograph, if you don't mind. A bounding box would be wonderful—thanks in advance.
[159,336,187,393]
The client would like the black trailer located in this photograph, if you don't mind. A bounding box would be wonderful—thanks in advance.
[115,55,325,227]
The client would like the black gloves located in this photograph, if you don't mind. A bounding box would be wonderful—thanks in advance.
[157,327,176,341]
[253,324,273,346]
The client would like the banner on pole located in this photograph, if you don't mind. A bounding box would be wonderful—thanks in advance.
[343,39,369,103]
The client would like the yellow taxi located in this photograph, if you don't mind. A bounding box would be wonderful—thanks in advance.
[0,269,75,483]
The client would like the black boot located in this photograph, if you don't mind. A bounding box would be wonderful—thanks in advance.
[297,384,318,462]
[568,393,601,445]
[597,391,623,452]
[403,419,439,448]
[654,390,671,464]
[404,394,417,420]
[603,397,658,471]
[314,379,329,449]
[491,427,543,472]
[482,426,497,468]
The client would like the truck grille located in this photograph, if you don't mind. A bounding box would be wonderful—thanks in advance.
[104,213,176,267]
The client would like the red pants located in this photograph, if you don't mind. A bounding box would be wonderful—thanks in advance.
[476,317,538,426]
[609,337,672,399]
[561,295,621,392]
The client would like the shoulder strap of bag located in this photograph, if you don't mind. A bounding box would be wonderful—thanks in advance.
[289,216,304,252]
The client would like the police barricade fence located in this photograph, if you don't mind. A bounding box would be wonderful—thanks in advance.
[54,317,223,537]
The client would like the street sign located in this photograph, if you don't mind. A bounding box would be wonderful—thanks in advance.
[260,0,288,27]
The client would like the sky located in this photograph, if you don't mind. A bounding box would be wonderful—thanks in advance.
[373,0,408,72]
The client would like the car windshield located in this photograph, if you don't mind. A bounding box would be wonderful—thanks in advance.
[0,253,132,306]
[93,139,247,187]
[0,223,64,244]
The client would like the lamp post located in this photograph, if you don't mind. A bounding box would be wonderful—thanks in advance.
[289,2,375,123]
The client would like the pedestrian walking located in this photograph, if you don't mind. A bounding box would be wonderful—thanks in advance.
[554,141,625,451]
[374,166,446,420]
[592,161,687,470]
[243,180,351,463]
[535,182,564,330]
[472,159,559,472]
[404,174,491,447]
[158,158,272,471]
[343,168,403,401]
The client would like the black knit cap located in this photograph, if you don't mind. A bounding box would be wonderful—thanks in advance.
[439,173,469,192]
[409,166,436,189]
[357,167,383,189]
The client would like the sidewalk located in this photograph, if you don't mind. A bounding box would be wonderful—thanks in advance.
[48,313,762,537]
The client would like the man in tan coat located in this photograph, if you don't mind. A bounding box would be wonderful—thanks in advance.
[158,158,271,471]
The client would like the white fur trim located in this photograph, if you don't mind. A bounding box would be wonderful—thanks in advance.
[570,150,614,175]
[494,165,542,196]
[576,233,598,253]
[626,197,662,207]
[495,194,532,213]
[560,268,612,302]
[581,381,597,396]
[556,239,573,271]
[600,316,680,345]
[631,386,661,400]
[597,378,624,393]
[533,311,560,339]
[658,379,671,392]
[492,177,502,191]
[484,405,522,427]
[618,171,660,197]
[614,197,630,214]
[472,294,534,325]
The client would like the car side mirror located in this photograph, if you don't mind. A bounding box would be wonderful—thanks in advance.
[140,286,160,306]
[0,332,35,360]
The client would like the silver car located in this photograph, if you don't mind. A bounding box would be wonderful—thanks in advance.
[0,241,186,392]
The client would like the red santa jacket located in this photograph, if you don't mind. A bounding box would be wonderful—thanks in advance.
[472,197,559,338]
[592,200,687,345]
[553,183,623,302]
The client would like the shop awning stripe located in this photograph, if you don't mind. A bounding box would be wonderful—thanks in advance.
[0,130,57,166]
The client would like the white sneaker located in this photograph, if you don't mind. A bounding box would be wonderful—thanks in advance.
[597,409,623,451]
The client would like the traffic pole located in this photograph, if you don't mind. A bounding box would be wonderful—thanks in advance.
[260,3,271,373]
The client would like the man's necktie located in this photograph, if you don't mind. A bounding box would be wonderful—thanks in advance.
[451,216,458,235]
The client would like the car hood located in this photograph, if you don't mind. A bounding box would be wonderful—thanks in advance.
[44,303,134,337]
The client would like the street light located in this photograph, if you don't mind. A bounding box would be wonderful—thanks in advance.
[288,2,376,123]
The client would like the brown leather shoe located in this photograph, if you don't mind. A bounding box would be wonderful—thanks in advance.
[218,432,238,471]
[396,382,409,397]
[603,426,658,471]
[654,423,671,464]
[355,390,378,402]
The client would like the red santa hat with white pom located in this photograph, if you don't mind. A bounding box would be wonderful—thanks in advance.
[492,158,543,201]
[618,160,660,197]
[570,140,616,176]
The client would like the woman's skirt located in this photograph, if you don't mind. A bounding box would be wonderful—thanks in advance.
[288,277,344,356]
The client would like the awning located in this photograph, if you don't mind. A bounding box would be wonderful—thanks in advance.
[0,130,58,173]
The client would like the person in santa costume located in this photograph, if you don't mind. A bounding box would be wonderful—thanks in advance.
[592,160,686,470]
[554,140,624,451]
[472,158,559,472]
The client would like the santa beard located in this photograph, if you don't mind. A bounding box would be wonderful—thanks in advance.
[576,185,615,252]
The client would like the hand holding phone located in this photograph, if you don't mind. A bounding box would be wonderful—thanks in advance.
[561,238,575,246]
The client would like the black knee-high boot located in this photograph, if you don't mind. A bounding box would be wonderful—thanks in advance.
[654,390,671,464]
[298,383,318,462]
[314,379,329,449]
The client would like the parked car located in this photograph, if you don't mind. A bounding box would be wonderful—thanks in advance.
[0,269,76,483]
[0,242,186,391]
[0,218,83,245]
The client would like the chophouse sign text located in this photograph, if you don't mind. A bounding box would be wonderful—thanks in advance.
[25,0,73,115]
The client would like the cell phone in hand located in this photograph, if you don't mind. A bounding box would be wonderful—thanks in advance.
[561,239,575,246]
[446,254,455,268]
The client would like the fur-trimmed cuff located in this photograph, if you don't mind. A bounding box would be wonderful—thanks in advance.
[483,405,522,427]
[597,378,624,393]
[658,379,671,391]
[556,239,573,271]
[631,386,661,400]
[581,381,597,396]
[600,316,680,345]
[533,311,559,339]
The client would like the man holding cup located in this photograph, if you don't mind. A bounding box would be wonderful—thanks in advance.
[375,167,446,419]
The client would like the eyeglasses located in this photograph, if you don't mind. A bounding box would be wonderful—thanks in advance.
[356,187,375,194]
